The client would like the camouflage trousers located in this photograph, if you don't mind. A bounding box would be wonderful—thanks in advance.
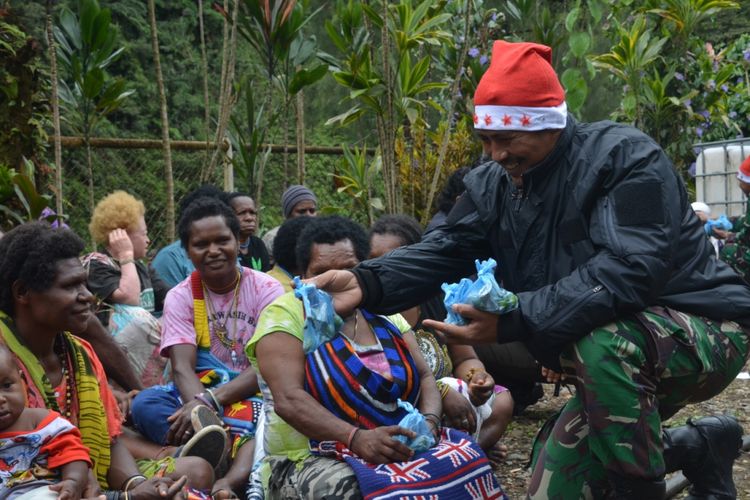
[528,306,749,499]
[265,455,361,499]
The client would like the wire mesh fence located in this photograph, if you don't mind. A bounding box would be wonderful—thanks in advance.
[56,137,348,254]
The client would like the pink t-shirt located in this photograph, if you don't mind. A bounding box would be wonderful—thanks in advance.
[160,267,284,371]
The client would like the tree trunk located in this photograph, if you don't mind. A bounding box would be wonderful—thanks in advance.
[423,0,473,225]
[198,0,211,169]
[148,0,175,241]
[205,0,239,182]
[282,96,290,189]
[296,86,305,183]
[85,134,95,249]
[46,1,64,218]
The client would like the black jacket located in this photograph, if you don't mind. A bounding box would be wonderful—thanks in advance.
[354,117,750,368]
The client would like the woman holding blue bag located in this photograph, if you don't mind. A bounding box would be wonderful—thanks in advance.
[247,216,506,499]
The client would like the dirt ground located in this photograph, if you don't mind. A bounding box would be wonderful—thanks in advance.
[495,364,750,498]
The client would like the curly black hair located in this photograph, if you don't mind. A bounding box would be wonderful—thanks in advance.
[0,222,85,315]
[178,184,225,217]
[273,216,313,275]
[369,214,423,247]
[221,191,254,206]
[296,216,370,274]
[178,197,241,249]
[436,167,470,214]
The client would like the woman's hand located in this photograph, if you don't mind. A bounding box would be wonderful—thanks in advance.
[108,229,135,261]
[210,479,238,500]
[130,475,187,500]
[81,470,101,499]
[467,371,494,407]
[442,387,476,434]
[351,426,416,464]
[49,479,85,500]
[166,399,202,445]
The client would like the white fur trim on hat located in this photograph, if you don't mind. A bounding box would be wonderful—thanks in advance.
[691,201,711,215]
[738,170,750,184]
[473,102,567,131]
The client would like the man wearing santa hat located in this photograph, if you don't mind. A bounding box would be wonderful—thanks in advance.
[308,41,750,498]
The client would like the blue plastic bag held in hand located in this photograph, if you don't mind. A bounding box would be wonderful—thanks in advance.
[442,258,519,325]
[293,277,343,353]
[704,214,732,235]
[393,399,436,453]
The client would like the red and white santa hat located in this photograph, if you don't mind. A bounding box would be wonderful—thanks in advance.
[473,40,567,132]
[738,155,750,184]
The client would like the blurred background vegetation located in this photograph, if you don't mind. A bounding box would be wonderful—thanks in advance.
[1,0,749,251]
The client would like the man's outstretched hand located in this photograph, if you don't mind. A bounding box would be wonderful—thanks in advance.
[422,303,499,345]
[302,270,363,317]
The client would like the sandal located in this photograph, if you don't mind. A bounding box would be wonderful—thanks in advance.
[191,404,223,431]
[175,424,227,469]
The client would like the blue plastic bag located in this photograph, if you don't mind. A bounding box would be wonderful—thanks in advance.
[442,278,473,325]
[704,214,732,235]
[442,259,519,325]
[293,277,343,353]
[393,399,436,453]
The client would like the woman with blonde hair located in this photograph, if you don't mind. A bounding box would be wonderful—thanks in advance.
[84,190,169,388]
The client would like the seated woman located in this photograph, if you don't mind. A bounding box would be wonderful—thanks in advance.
[84,190,169,387]
[247,216,505,499]
[370,214,514,464]
[0,222,213,497]
[131,198,284,499]
[223,192,270,272]
[265,216,312,292]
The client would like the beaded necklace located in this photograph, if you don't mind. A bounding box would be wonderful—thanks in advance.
[202,270,242,366]
[56,338,74,420]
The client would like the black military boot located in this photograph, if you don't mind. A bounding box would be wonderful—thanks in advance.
[606,473,666,499]
[663,415,743,500]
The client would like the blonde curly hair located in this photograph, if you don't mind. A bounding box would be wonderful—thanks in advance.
[89,190,146,245]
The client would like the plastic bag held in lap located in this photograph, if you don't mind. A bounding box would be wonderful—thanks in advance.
[442,258,519,325]
[294,277,343,353]
[393,399,436,452]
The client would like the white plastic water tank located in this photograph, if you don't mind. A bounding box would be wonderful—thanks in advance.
[695,143,749,218]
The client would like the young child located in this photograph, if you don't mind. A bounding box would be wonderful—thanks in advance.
[0,344,92,500]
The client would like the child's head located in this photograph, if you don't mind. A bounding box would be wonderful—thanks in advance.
[0,343,25,431]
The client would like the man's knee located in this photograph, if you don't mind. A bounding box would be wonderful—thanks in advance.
[296,457,362,500]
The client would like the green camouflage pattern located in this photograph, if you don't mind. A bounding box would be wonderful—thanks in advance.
[265,455,361,499]
[528,306,749,499]
[721,199,750,283]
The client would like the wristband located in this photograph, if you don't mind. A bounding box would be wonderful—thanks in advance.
[205,388,222,411]
[121,474,147,492]
[194,393,214,410]
[347,427,360,449]
[104,491,122,500]
[422,412,441,425]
